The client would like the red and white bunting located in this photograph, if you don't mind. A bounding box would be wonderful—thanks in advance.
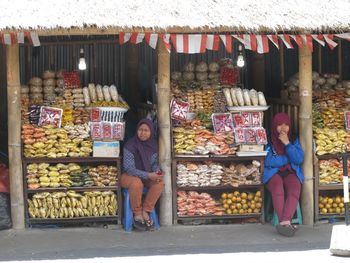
[290,35,302,48]
[278,34,294,49]
[323,34,338,50]
[25,32,40,47]
[170,34,206,53]
[219,35,232,53]
[17,32,24,44]
[160,33,171,53]
[144,33,158,49]
[256,35,269,54]
[335,33,350,41]
[206,34,220,51]
[267,35,279,49]
[233,34,256,51]
[130,33,145,44]
[301,34,313,52]
[311,34,325,46]
[119,32,131,44]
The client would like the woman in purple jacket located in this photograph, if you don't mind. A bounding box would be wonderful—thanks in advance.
[263,113,304,237]
[121,118,164,231]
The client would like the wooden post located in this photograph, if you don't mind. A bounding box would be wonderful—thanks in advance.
[298,43,313,225]
[6,44,25,229]
[157,40,172,226]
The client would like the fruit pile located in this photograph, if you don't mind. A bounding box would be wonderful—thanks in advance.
[318,159,344,185]
[313,128,348,155]
[319,195,348,214]
[28,190,117,219]
[219,190,262,215]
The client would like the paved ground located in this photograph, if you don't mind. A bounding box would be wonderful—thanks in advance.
[0,221,337,261]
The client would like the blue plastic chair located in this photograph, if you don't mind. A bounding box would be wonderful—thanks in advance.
[122,188,160,232]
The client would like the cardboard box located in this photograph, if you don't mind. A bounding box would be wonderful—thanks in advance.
[239,144,264,152]
[93,141,120,157]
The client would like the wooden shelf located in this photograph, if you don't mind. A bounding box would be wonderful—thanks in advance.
[318,184,349,191]
[28,216,118,224]
[173,155,265,162]
[316,153,345,160]
[177,184,263,191]
[177,213,261,220]
[27,186,118,193]
[23,156,120,163]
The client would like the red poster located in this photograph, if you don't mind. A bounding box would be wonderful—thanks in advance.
[241,112,251,127]
[234,128,246,144]
[102,122,112,139]
[212,113,234,133]
[256,128,268,145]
[90,122,102,140]
[170,99,189,121]
[251,112,263,127]
[112,122,125,140]
[245,128,257,144]
[232,113,244,127]
[38,106,63,128]
[90,108,101,122]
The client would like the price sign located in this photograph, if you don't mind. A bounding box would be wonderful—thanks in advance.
[170,99,189,121]
[212,113,234,133]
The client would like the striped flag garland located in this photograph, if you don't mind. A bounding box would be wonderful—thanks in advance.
[312,34,325,46]
[219,35,232,53]
[267,35,279,49]
[323,34,338,50]
[335,33,350,41]
[144,33,158,49]
[170,34,206,53]
[278,34,294,49]
[130,33,145,44]
[206,34,220,51]
[256,35,269,54]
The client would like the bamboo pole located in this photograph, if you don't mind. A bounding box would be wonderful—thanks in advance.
[157,40,172,226]
[298,43,313,225]
[6,44,25,229]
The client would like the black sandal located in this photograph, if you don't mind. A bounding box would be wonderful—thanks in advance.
[276,224,297,237]
[144,213,155,231]
[133,218,146,231]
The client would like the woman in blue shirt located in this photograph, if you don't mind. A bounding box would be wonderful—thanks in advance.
[263,113,304,237]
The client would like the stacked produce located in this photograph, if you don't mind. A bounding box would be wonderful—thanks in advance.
[223,87,267,107]
[27,190,117,219]
[72,108,90,125]
[72,88,85,108]
[63,89,74,109]
[22,124,92,158]
[88,165,118,187]
[28,77,43,104]
[219,190,262,215]
[318,159,344,185]
[176,162,224,187]
[221,161,261,186]
[42,71,56,104]
[319,194,348,214]
[185,86,215,113]
[177,191,224,216]
[313,128,348,155]
[21,85,30,123]
[312,107,324,130]
[173,126,236,155]
[86,83,128,108]
[70,166,94,187]
[213,89,227,113]
[64,124,90,140]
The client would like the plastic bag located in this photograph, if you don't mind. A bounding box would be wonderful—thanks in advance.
[0,164,9,193]
[0,193,11,230]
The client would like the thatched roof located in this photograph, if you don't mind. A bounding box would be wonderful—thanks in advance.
[1,0,350,35]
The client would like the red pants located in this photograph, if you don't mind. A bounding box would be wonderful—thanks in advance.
[121,173,164,217]
[267,173,301,223]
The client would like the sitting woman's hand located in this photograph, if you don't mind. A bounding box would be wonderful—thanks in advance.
[148,172,164,181]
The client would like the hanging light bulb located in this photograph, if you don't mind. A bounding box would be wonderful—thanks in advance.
[78,48,86,70]
[237,45,245,68]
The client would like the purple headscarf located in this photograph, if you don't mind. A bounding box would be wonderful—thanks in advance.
[124,118,158,172]
[271,112,291,155]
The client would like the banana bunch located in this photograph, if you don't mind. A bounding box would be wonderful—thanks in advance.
[312,107,324,129]
[90,100,129,108]
[28,191,117,219]
[23,125,92,158]
[173,127,197,154]
[319,159,343,184]
[314,128,347,155]
[321,108,344,129]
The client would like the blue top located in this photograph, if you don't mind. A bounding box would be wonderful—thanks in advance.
[262,138,304,184]
[123,148,160,180]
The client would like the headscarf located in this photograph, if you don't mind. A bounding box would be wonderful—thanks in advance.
[124,118,158,172]
[271,112,291,155]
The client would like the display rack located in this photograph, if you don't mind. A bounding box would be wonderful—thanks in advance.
[314,153,350,221]
[171,155,265,224]
[22,156,121,226]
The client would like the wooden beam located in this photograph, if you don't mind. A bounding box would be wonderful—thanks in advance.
[157,40,172,226]
[298,43,313,225]
[6,44,25,229]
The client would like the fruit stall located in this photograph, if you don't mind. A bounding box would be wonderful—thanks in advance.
[19,70,128,226]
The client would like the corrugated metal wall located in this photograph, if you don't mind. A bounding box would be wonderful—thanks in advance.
[0,45,8,158]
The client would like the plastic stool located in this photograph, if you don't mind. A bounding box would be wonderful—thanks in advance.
[122,188,160,232]
[271,202,303,226]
